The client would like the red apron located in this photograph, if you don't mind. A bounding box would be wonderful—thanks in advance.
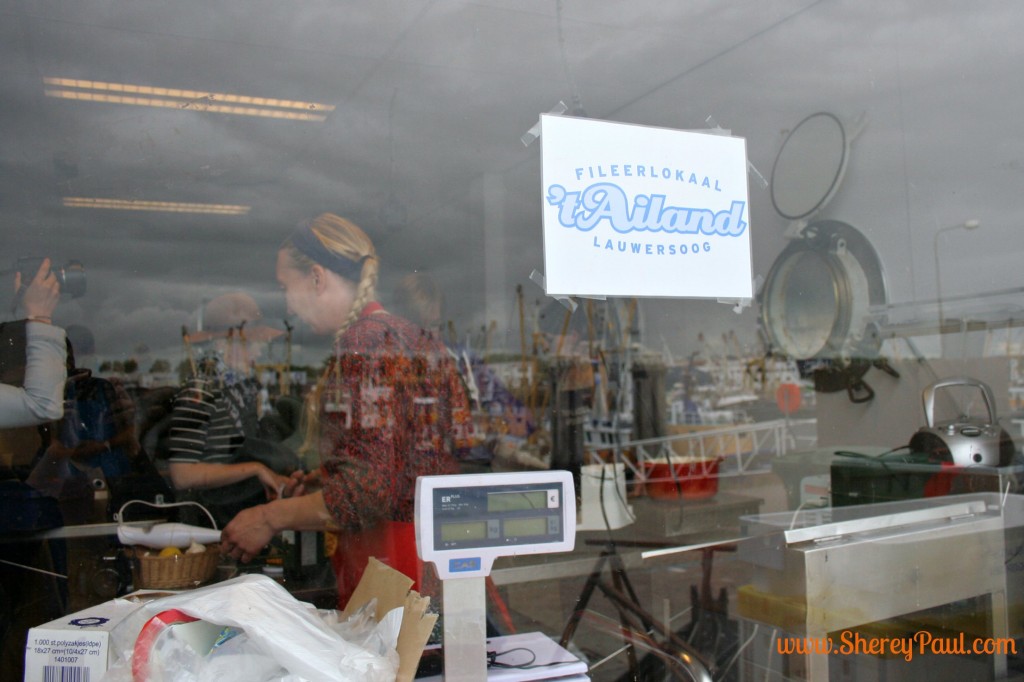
[330,520,423,610]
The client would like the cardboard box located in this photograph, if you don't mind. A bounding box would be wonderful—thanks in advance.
[23,596,148,681]
[342,557,437,682]
[24,560,433,682]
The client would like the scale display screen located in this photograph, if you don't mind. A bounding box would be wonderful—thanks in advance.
[433,483,563,550]
[488,490,548,512]
[415,471,576,579]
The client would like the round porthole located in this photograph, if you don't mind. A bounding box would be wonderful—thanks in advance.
[762,248,844,359]
[761,113,890,400]
[760,220,885,362]
[770,112,849,221]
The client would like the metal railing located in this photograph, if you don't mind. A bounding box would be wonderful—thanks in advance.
[584,418,817,482]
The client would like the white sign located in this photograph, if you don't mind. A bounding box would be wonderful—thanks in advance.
[541,115,753,299]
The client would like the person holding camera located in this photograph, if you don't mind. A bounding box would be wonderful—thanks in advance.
[0,258,65,428]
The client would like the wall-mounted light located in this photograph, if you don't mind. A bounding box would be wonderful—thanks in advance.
[63,197,250,215]
[44,78,334,122]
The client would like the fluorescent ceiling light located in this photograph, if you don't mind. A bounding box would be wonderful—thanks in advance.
[44,78,334,122]
[63,197,251,215]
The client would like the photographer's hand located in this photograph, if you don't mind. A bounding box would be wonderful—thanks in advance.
[17,258,60,322]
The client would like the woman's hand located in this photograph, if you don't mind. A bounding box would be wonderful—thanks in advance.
[221,492,328,563]
[288,468,321,497]
[254,463,299,500]
[18,258,60,321]
[221,504,275,563]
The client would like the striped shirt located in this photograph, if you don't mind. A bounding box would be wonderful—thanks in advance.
[167,368,259,464]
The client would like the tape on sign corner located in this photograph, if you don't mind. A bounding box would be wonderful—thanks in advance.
[528,269,579,312]
[747,160,769,190]
[705,115,768,189]
[717,297,753,314]
[703,115,731,137]
[554,296,578,312]
[529,269,546,290]
[520,101,569,147]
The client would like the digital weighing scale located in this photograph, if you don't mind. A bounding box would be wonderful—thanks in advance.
[415,471,587,681]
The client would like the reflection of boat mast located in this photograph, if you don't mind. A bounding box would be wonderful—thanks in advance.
[280,320,293,396]
[725,330,742,359]
[698,332,713,362]
[447,320,458,348]
[254,319,294,397]
[585,300,595,358]
[624,298,639,348]
[182,325,197,376]
[725,329,760,392]
[516,284,532,402]
[509,293,644,414]
[236,321,248,370]
[483,320,496,361]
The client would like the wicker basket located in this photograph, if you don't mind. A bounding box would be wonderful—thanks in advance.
[131,544,221,589]
[118,499,222,589]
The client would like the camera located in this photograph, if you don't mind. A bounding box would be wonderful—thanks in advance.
[16,256,86,298]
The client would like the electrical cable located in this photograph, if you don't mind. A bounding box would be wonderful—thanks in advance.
[0,558,67,579]
[487,646,577,670]
[763,628,778,682]
[599,462,614,544]
[716,623,759,680]
[610,461,636,524]
[833,446,909,480]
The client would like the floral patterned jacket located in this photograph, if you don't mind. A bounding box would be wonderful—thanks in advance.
[319,303,471,531]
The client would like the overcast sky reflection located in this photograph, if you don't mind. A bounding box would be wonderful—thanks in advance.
[1,0,1021,367]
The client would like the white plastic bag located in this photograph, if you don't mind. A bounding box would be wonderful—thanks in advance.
[325,600,404,664]
[102,574,398,682]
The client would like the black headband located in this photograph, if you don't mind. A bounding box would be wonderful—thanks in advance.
[289,223,367,281]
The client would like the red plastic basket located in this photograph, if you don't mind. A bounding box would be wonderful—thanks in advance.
[643,457,721,500]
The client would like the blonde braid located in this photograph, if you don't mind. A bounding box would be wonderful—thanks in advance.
[283,213,380,465]
[332,254,379,344]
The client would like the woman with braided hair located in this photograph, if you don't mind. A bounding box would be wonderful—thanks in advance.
[221,213,471,607]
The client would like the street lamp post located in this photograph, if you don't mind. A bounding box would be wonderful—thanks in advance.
[933,219,981,357]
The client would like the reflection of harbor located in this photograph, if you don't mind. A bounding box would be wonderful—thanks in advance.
[481,348,818,499]
[456,295,822,499]
[574,336,817,496]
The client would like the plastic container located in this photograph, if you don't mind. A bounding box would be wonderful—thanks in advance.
[643,457,721,500]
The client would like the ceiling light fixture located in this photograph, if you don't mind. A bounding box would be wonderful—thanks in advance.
[44,78,334,122]
[63,197,251,215]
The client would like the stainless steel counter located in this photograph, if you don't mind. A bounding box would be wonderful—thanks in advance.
[737,492,1023,680]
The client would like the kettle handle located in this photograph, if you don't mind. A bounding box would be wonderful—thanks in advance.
[922,377,997,428]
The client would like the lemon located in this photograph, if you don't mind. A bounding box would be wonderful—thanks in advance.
[159,546,183,557]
